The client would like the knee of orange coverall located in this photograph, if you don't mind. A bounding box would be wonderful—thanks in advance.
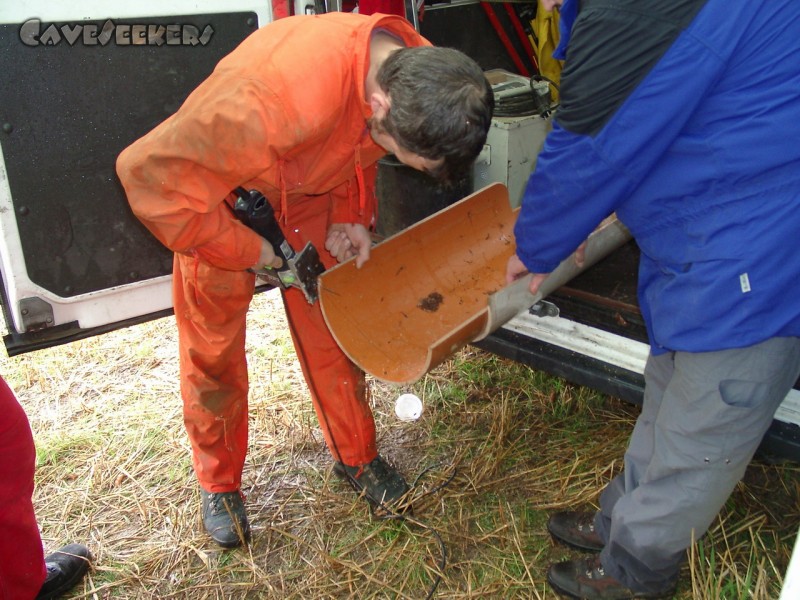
[184,396,248,491]
[173,253,254,491]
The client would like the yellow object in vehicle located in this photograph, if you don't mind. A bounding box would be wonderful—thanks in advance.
[532,0,563,102]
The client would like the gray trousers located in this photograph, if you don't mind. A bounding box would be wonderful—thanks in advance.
[594,336,800,593]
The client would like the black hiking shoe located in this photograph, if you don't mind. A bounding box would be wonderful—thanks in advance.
[36,543,92,600]
[333,455,411,513]
[200,489,251,548]
[548,511,605,552]
[548,555,677,599]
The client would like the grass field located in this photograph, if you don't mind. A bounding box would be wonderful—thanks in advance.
[2,289,798,598]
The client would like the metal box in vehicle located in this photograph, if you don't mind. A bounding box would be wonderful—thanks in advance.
[472,70,551,209]
[473,114,550,209]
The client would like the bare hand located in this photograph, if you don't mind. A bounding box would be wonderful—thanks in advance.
[528,273,548,296]
[250,238,283,271]
[574,240,587,268]
[505,254,528,284]
[325,223,372,268]
[506,254,548,296]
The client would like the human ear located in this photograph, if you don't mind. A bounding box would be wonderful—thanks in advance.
[369,91,390,120]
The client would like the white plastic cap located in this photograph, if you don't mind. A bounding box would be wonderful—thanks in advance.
[395,393,423,421]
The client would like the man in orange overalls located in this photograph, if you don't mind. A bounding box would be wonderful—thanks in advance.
[117,12,493,548]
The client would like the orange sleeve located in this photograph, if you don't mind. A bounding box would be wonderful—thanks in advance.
[116,78,286,271]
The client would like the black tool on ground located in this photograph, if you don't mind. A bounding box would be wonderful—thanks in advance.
[232,187,325,304]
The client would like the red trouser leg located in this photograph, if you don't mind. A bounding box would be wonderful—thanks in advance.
[173,253,255,493]
[0,376,45,599]
[282,196,377,467]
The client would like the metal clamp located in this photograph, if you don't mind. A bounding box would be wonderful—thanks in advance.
[528,300,559,318]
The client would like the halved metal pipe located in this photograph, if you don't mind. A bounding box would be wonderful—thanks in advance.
[319,183,631,384]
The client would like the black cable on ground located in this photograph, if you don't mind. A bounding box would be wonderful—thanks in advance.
[372,463,459,600]
[284,294,457,598]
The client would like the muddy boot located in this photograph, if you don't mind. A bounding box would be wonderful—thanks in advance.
[334,455,411,514]
[548,556,677,599]
[547,511,604,552]
[200,489,251,548]
[36,543,92,600]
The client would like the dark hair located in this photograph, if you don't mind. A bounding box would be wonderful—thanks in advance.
[376,46,494,184]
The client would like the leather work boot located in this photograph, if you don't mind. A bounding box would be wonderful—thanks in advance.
[200,489,251,548]
[548,556,676,599]
[36,543,92,600]
[547,511,605,552]
[333,455,411,514]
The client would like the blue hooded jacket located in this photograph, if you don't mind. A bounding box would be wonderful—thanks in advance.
[514,0,800,354]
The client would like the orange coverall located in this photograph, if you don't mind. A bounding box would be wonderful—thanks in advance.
[117,13,427,493]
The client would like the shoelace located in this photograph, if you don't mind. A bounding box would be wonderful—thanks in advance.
[206,492,238,516]
[577,520,595,533]
[585,557,606,579]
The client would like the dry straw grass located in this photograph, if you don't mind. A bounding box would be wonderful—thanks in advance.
[2,289,798,598]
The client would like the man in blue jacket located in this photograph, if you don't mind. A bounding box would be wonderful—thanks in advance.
[508,0,800,597]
